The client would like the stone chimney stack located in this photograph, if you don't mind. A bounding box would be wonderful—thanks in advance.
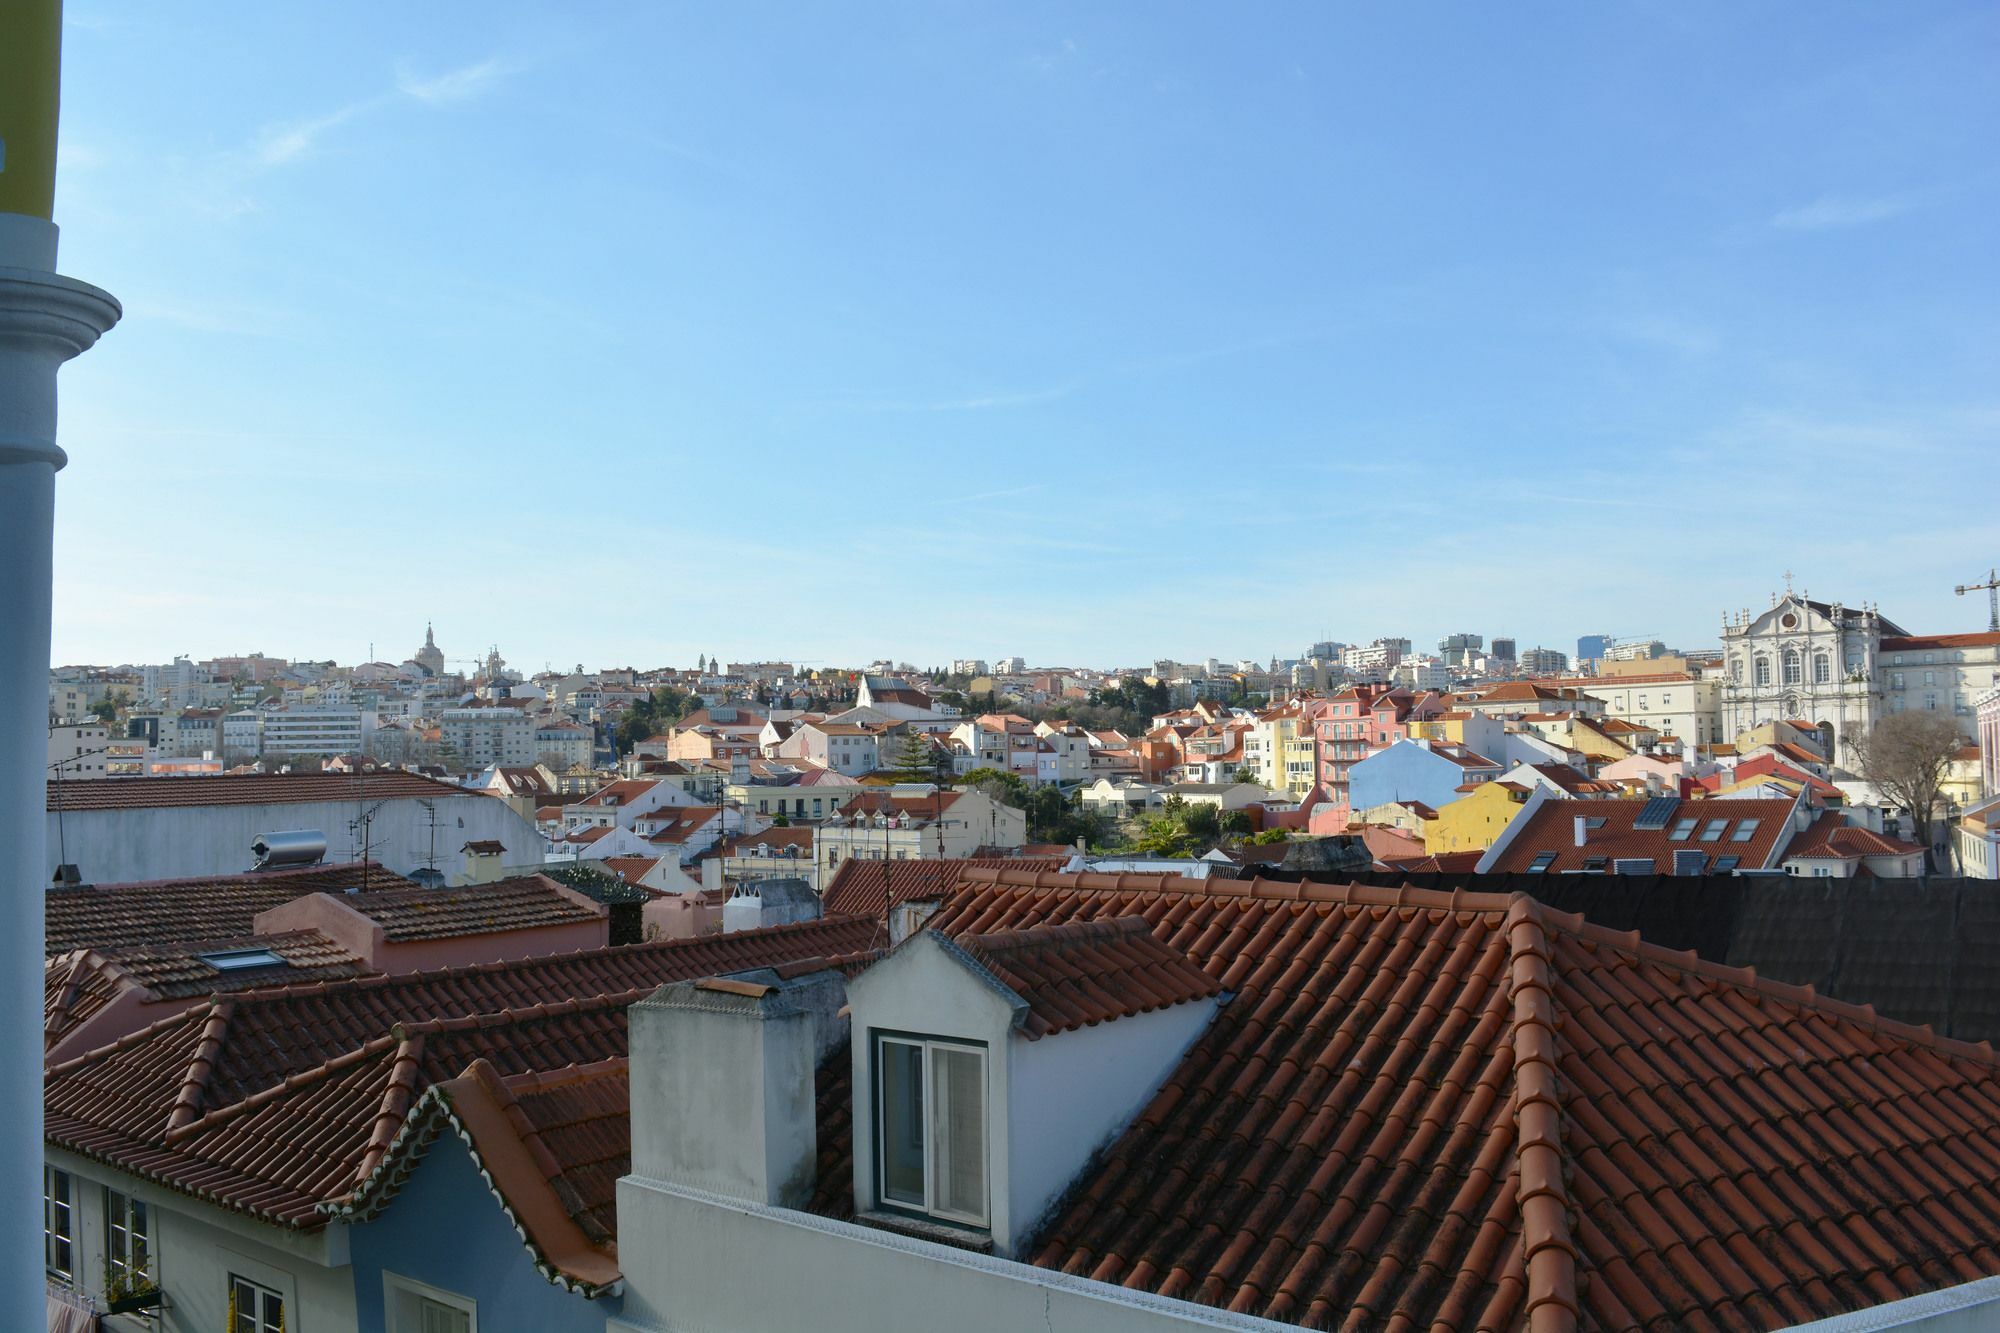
[627,970,843,1207]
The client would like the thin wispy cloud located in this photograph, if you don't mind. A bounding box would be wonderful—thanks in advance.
[397,58,513,105]
[249,57,514,170]
[255,100,382,167]
[1770,192,1925,232]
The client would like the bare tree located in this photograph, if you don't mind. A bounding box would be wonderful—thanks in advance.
[1853,711,1964,868]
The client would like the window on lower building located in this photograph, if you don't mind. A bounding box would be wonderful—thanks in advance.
[104,1187,153,1297]
[43,1165,72,1280]
[385,1274,475,1333]
[230,1275,284,1333]
[875,1032,988,1228]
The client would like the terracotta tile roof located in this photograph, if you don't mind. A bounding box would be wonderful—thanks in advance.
[597,856,662,885]
[1786,813,1926,862]
[571,779,664,808]
[1488,797,1798,874]
[835,790,964,820]
[44,930,370,1053]
[46,771,469,812]
[45,863,413,955]
[910,868,2000,1330]
[948,917,1221,1039]
[43,914,880,1228]
[1881,632,2000,651]
[820,856,1067,919]
[335,875,604,941]
[1527,763,1595,795]
[338,1057,628,1292]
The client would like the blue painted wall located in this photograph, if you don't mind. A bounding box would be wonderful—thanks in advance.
[348,1131,618,1333]
[1348,741,1472,816]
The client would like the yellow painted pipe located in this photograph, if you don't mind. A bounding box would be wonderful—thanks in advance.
[0,0,63,221]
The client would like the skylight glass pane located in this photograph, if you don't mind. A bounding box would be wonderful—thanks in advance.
[1731,819,1760,842]
[1527,851,1558,872]
[1670,817,1699,841]
[1700,820,1727,842]
[201,949,285,971]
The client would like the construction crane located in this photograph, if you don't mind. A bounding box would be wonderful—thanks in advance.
[1956,568,2000,632]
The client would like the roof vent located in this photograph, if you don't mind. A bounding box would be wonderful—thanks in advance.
[51,864,82,888]
[251,830,326,871]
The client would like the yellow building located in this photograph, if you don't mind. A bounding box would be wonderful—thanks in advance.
[1429,780,1535,853]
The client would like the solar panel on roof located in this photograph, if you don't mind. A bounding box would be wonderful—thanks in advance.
[1632,795,1681,830]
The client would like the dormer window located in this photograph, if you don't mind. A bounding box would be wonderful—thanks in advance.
[875,1033,988,1228]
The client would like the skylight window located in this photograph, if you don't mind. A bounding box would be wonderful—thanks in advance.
[1669,816,1699,841]
[1711,855,1741,873]
[1585,817,1607,830]
[1582,856,1608,872]
[1526,851,1558,872]
[200,948,286,972]
[1700,820,1727,842]
[1731,819,1760,843]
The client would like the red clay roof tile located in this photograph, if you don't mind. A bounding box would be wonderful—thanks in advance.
[880,867,2000,1331]
[951,916,1221,1039]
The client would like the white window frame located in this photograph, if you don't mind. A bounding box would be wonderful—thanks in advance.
[229,1272,285,1333]
[44,1164,73,1281]
[104,1186,155,1294]
[384,1272,478,1333]
[873,1031,989,1228]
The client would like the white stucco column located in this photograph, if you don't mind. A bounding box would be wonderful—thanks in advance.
[1,2,120,1324]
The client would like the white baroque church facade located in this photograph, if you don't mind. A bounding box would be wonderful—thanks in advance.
[1719,588,2000,763]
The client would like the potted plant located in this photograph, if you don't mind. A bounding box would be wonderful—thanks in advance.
[102,1259,163,1314]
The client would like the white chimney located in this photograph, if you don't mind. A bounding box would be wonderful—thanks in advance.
[627,969,844,1206]
[1574,815,1588,847]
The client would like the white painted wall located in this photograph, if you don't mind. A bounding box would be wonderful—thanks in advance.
[45,791,538,883]
[1007,998,1219,1250]
[609,1179,1306,1333]
[46,1147,358,1333]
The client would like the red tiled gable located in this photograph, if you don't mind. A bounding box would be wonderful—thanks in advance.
[46,863,414,955]
[1488,797,1798,874]
[820,856,1067,919]
[949,917,1221,1040]
[571,779,661,809]
[44,930,370,1052]
[911,868,2000,1331]
[42,915,880,1228]
[836,790,964,820]
[597,856,662,886]
[339,875,603,941]
[1786,813,1926,862]
[339,1057,628,1292]
[46,771,469,812]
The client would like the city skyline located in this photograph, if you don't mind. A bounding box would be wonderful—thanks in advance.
[47,4,2000,666]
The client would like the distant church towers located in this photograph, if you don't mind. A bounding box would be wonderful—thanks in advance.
[414,623,445,677]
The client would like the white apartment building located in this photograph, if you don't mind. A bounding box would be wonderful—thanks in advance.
[1552,673,1725,749]
[259,706,371,760]
[47,724,109,779]
[1341,638,1411,675]
[439,705,536,769]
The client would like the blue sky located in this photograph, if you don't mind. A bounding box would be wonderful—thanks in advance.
[48,3,2000,672]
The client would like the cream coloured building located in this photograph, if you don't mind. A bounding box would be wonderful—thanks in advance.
[1718,587,2000,765]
